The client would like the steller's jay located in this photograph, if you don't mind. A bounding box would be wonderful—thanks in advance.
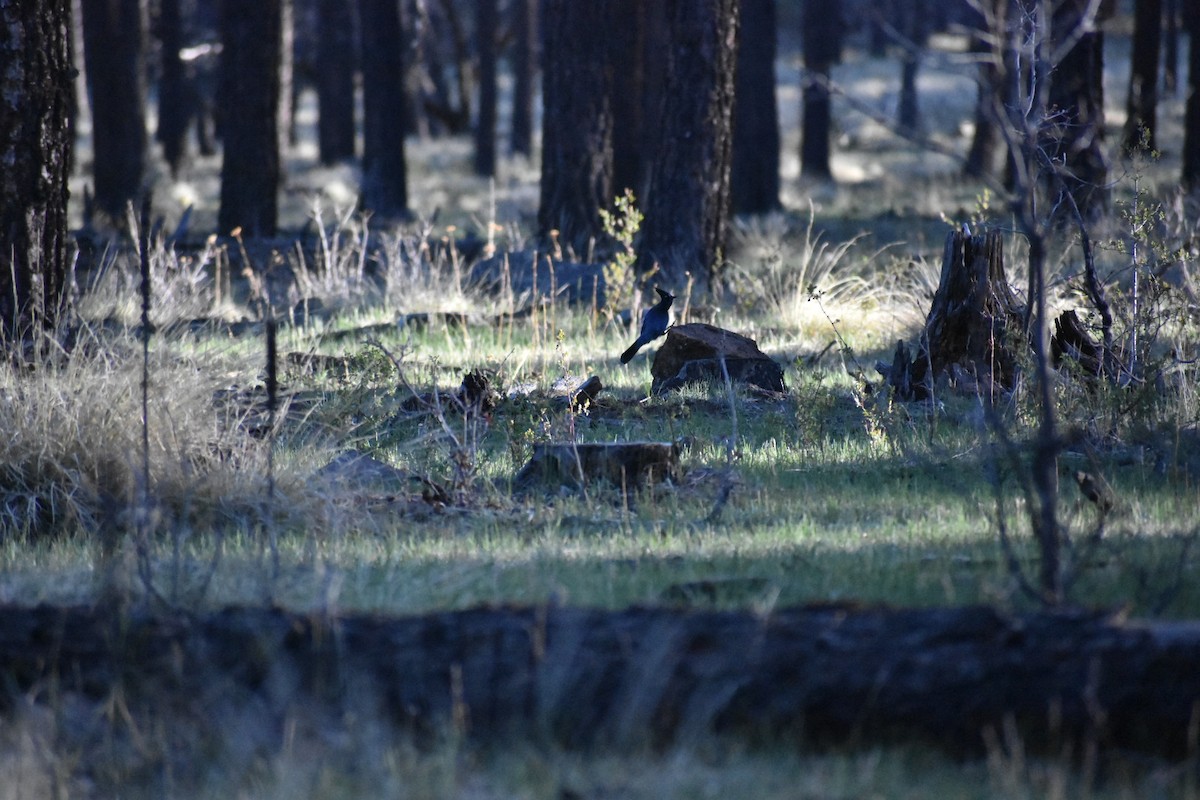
[620,287,674,364]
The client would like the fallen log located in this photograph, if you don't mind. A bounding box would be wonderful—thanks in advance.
[3,604,1199,756]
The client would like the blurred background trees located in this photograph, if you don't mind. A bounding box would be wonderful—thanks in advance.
[2,0,1198,324]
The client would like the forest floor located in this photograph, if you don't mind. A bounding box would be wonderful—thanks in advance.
[2,27,1199,800]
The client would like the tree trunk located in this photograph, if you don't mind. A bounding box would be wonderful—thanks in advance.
[800,0,841,182]
[1047,0,1108,221]
[509,0,536,157]
[610,0,647,199]
[81,0,147,221]
[156,0,191,177]
[0,0,73,339]
[217,0,282,237]
[4,603,1200,758]
[473,0,497,176]
[358,0,410,218]
[881,229,1025,401]
[1123,0,1162,153]
[537,0,613,253]
[1163,0,1178,95]
[730,0,781,215]
[315,0,357,164]
[636,0,739,290]
[1182,10,1200,191]
[280,0,296,150]
[895,0,926,134]
[962,0,1002,179]
[420,0,472,135]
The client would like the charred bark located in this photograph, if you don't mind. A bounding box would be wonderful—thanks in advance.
[217,0,282,237]
[0,0,72,340]
[2,603,1199,757]
[1123,0,1162,153]
[473,0,497,177]
[537,0,614,252]
[156,0,190,176]
[1046,0,1108,221]
[81,0,147,220]
[636,0,740,288]
[609,0,647,199]
[881,229,1025,401]
[0,0,73,339]
[315,0,357,164]
[962,0,1005,179]
[731,0,781,214]
[1183,11,1200,191]
[358,0,410,218]
[509,0,536,157]
[799,0,841,182]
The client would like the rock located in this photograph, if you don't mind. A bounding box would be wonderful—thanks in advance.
[650,323,785,395]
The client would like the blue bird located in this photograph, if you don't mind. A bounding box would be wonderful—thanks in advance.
[620,287,674,364]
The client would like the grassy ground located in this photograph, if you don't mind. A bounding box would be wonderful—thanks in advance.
[3,24,1199,800]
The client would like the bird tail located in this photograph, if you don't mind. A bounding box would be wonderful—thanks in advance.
[620,339,643,364]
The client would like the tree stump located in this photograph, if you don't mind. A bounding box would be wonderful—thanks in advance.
[1051,309,1104,380]
[651,323,785,395]
[881,229,1026,400]
[513,442,679,491]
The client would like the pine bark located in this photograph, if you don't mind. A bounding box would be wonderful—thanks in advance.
[730,0,781,214]
[1123,0,1162,153]
[80,0,147,220]
[473,0,497,176]
[537,0,614,252]
[636,0,740,289]
[0,0,73,337]
[799,0,840,182]
[156,0,190,177]
[609,0,647,199]
[217,0,282,237]
[1047,0,1108,220]
[358,0,409,218]
[315,0,356,164]
[509,0,536,157]
[1181,9,1200,190]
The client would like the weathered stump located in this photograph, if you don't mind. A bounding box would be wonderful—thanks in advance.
[880,229,1026,400]
[651,323,785,395]
[513,442,679,491]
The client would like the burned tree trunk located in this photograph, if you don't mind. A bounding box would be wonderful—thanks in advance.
[881,229,1025,400]
[359,0,410,218]
[537,0,614,252]
[731,0,781,214]
[217,0,282,237]
[315,0,357,164]
[81,0,147,220]
[635,0,739,288]
[509,0,537,157]
[799,0,842,182]
[0,0,73,339]
[1123,0,1162,153]
[472,0,497,177]
[3,603,1200,757]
